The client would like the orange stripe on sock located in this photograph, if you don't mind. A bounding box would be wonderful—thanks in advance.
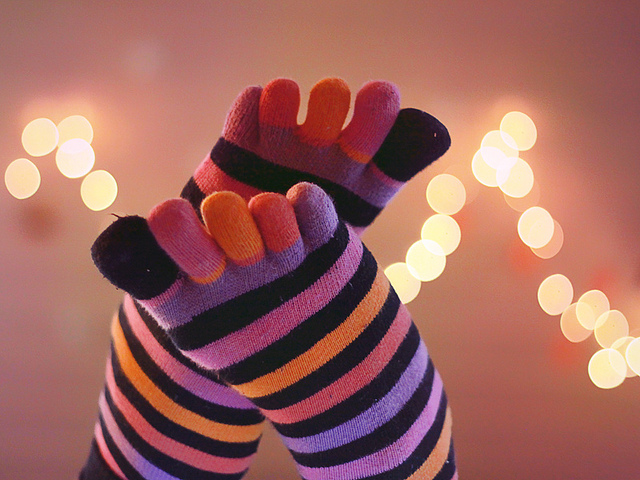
[234,269,390,399]
[407,406,454,480]
[103,376,254,474]
[266,306,412,423]
[110,317,263,443]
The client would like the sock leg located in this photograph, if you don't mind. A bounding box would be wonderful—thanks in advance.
[80,295,264,480]
[92,183,457,480]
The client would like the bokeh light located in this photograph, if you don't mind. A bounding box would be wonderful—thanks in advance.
[384,262,421,304]
[594,310,629,348]
[22,118,59,157]
[625,337,640,376]
[445,164,479,205]
[81,170,118,211]
[531,220,564,259]
[472,148,499,187]
[500,111,537,151]
[426,174,466,215]
[576,290,610,330]
[480,146,516,172]
[588,348,626,389]
[560,303,592,343]
[57,115,94,145]
[405,239,446,282]
[56,139,96,178]
[518,206,554,249]
[481,130,519,159]
[611,336,637,378]
[499,158,534,198]
[4,158,41,199]
[504,181,541,212]
[420,214,461,255]
[538,273,573,315]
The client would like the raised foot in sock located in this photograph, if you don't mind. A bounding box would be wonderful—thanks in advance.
[181,78,451,231]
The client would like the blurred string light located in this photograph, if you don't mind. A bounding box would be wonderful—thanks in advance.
[56,139,95,178]
[385,174,466,303]
[21,118,59,156]
[517,206,555,249]
[588,348,626,389]
[81,170,118,211]
[4,158,41,199]
[538,274,573,316]
[470,110,638,389]
[57,114,94,145]
[5,114,117,211]
[384,263,422,304]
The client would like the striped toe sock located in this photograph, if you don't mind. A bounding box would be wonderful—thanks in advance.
[180,77,451,232]
[91,182,457,480]
[79,295,265,480]
[84,77,451,480]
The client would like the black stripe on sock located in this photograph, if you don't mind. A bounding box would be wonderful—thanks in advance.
[218,244,375,385]
[109,346,260,459]
[133,300,227,385]
[433,442,457,480]
[208,138,382,228]
[272,323,425,439]
[180,176,206,221]
[248,283,400,411]
[79,439,125,480]
[103,385,245,480]
[120,303,264,426]
[290,340,435,468]
[170,221,349,351]
[97,413,147,480]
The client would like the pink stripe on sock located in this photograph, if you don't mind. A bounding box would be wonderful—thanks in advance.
[99,392,180,480]
[296,373,445,480]
[103,361,252,474]
[95,420,126,480]
[187,228,363,370]
[194,156,263,201]
[123,295,255,409]
[267,305,411,424]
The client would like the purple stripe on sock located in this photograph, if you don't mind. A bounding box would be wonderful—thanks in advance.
[255,125,403,208]
[143,236,308,328]
[281,340,429,454]
[186,229,363,370]
[99,392,181,480]
[296,370,445,480]
[123,295,255,409]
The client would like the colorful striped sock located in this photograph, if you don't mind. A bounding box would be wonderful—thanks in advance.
[91,182,457,480]
[180,77,451,233]
[83,77,451,480]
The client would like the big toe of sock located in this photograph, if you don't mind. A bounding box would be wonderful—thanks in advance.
[372,108,451,182]
[91,216,180,300]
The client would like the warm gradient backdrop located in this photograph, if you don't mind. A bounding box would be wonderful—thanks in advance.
[1,2,639,478]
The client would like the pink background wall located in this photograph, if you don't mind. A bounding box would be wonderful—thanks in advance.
[1,2,639,478]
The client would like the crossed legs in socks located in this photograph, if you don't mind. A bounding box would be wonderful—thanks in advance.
[82,77,451,480]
